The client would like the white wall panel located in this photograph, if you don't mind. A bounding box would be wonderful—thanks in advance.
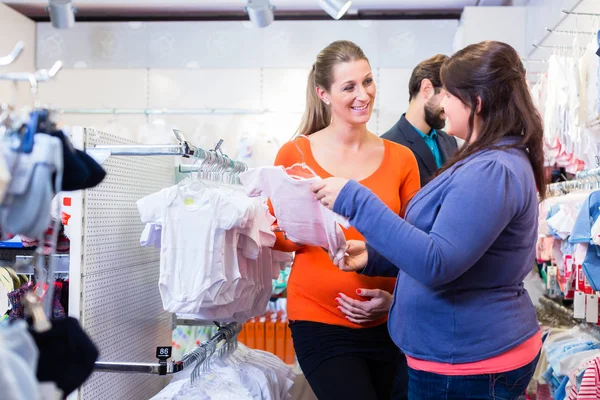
[262,69,308,113]
[60,114,149,142]
[378,68,412,120]
[457,7,528,56]
[0,3,35,107]
[148,69,262,109]
[37,69,148,109]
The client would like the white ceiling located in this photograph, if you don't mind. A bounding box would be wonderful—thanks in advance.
[1,0,513,18]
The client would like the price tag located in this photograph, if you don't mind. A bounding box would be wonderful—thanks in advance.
[156,346,172,360]
[586,294,599,324]
[574,291,587,319]
[548,266,558,297]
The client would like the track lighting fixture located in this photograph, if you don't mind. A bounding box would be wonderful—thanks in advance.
[47,0,76,29]
[319,0,352,20]
[245,0,275,28]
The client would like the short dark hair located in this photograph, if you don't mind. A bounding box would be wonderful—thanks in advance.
[408,54,449,101]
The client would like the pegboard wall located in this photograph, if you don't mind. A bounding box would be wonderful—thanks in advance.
[77,128,174,400]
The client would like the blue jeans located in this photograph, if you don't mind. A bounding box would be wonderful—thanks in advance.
[408,353,540,400]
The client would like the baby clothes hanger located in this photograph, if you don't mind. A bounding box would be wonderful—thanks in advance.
[285,134,319,179]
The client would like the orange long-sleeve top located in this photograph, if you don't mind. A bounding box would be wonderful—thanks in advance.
[271,137,420,328]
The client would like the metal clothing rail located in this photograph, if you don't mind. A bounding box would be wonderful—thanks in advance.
[528,0,585,56]
[539,296,578,325]
[0,61,63,94]
[546,28,597,35]
[0,41,24,66]
[539,296,600,338]
[14,254,70,275]
[94,322,241,375]
[532,44,587,50]
[562,8,600,17]
[85,129,248,176]
[546,167,600,194]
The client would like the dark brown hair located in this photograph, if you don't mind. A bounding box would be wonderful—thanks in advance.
[408,54,449,101]
[297,40,369,136]
[439,40,546,199]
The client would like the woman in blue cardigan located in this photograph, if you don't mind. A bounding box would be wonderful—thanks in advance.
[311,40,546,400]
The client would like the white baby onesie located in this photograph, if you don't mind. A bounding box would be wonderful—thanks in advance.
[137,184,247,313]
[140,223,162,248]
[239,166,349,262]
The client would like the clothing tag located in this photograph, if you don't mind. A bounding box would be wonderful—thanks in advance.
[34,283,48,299]
[548,266,559,297]
[586,294,599,324]
[584,273,595,294]
[565,261,576,299]
[61,212,71,226]
[564,256,573,279]
[577,264,585,292]
[574,291,587,319]
[183,197,195,206]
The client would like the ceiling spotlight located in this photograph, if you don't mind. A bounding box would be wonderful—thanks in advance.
[47,0,76,29]
[319,0,352,20]
[245,0,275,28]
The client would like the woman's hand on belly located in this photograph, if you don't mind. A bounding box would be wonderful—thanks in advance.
[335,289,393,324]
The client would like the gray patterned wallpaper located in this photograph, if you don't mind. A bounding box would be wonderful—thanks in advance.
[36,20,458,69]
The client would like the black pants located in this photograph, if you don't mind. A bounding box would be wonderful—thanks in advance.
[393,351,409,400]
[290,320,406,400]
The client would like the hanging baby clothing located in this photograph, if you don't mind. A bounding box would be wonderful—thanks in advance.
[137,179,282,322]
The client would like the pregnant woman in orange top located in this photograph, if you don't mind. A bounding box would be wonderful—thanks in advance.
[270,40,420,400]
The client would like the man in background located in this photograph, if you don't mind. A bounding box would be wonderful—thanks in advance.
[383,54,459,187]
[382,55,459,400]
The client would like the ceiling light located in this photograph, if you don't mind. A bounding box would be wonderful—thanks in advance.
[245,0,275,28]
[319,0,352,20]
[47,0,76,29]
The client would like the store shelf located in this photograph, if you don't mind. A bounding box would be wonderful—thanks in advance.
[0,235,33,249]
[13,254,70,275]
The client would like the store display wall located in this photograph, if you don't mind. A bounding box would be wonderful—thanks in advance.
[35,20,457,161]
[0,3,35,107]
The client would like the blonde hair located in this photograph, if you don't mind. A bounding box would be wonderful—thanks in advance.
[296,40,369,137]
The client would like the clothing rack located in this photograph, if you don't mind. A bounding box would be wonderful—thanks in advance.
[85,128,248,176]
[532,44,587,50]
[528,1,592,56]
[539,296,600,339]
[85,127,247,376]
[539,295,578,325]
[13,254,70,275]
[546,167,600,195]
[562,8,600,17]
[94,322,241,375]
[545,28,597,35]
[0,61,62,94]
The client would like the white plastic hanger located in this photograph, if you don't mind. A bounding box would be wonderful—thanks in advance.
[285,134,319,179]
